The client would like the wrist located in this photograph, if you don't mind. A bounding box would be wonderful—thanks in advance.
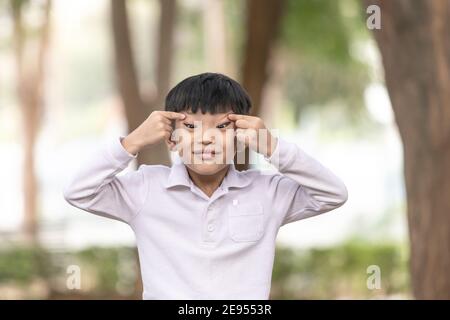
[121,133,142,155]
[263,135,278,158]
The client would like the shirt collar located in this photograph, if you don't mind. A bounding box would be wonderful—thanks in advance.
[164,162,252,190]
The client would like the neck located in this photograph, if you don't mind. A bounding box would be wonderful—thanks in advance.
[186,165,230,198]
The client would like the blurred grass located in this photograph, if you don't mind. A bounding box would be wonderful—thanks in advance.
[0,246,52,284]
[271,241,410,299]
[0,241,409,299]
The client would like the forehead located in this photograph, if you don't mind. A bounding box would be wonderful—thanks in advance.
[183,110,232,122]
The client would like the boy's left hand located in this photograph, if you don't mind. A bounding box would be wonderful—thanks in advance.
[227,114,278,158]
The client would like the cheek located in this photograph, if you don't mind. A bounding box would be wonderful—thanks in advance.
[224,130,236,151]
[174,130,194,156]
[222,131,236,162]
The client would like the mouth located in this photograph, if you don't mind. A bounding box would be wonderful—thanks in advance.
[192,150,222,160]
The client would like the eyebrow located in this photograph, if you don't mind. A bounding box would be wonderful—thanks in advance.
[182,113,231,122]
[219,112,233,121]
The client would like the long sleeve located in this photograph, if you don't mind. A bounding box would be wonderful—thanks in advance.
[265,138,348,226]
[63,137,148,224]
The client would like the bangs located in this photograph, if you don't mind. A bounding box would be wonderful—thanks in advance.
[165,73,252,115]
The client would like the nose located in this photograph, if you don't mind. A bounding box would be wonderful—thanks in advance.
[202,141,212,147]
[201,127,217,145]
[201,134,213,145]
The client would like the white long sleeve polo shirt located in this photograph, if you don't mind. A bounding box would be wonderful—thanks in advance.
[63,137,348,299]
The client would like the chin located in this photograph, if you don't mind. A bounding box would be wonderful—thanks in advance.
[185,163,229,176]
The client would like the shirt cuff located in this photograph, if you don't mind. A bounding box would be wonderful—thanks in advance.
[106,136,138,168]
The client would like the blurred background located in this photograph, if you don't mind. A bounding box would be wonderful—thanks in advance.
[0,0,448,299]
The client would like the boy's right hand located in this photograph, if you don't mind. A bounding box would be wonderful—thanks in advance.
[121,111,186,155]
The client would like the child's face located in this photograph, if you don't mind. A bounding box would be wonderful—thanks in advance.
[171,110,237,176]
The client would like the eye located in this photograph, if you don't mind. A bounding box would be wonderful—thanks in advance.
[216,122,231,129]
[183,123,196,129]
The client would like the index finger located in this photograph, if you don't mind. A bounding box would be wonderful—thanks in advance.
[162,111,186,120]
[227,113,249,121]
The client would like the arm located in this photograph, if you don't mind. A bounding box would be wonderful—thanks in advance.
[226,113,348,226]
[266,138,348,226]
[63,137,147,223]
[63,111,186,223]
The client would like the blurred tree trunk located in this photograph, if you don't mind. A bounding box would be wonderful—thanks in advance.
[155,0,177,108]
[111,0,177,298]
[367,0,450,299]
[11,0,52,245]
[203,0,227,73]
[236,0,285,171]
[111,0,176,166]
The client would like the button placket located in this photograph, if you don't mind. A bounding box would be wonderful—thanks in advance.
[206,205,216,231]
[201,192,227,244]
[203,202,218,242]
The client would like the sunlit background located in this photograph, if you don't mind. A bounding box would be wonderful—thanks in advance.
[0,0,411,299]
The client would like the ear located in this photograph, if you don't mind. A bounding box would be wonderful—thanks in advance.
[166,139,177,152]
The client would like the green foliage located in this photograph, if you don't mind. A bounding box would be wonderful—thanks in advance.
[284,56,369,117]
[279,0,375,132]
[0,246,52,284]
[0,242,409,299]
[281,0,368,64]
[282,0,348,64]
[76,246,129,294]
[0,246,135,297]
[272,241,410,299]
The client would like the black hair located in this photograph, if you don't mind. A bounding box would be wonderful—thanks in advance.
[165,72,252,115]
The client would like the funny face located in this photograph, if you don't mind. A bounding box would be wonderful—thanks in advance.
[169,110,237,175]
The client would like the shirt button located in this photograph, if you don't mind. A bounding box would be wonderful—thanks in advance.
[207,224,214,232]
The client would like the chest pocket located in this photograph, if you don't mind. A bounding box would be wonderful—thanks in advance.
[228,202,265,242]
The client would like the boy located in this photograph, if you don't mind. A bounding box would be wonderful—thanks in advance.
[63,72,348,299]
